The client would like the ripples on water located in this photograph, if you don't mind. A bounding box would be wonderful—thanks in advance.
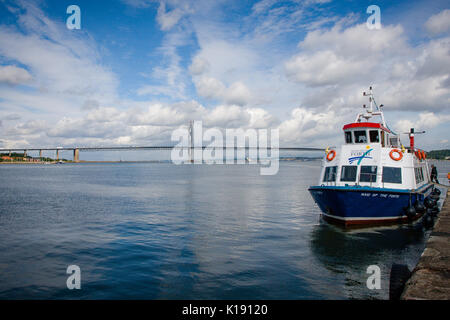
[0,161,448,299]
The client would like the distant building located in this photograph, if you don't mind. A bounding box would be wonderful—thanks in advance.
[1,155,12,161]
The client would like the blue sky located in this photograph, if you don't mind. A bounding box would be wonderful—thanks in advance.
[0,0,449,153]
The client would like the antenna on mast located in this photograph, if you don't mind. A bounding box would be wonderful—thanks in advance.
[355,86,386,126]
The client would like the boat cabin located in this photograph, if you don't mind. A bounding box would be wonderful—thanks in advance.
[319,89,430,192]
[342,122,400,148]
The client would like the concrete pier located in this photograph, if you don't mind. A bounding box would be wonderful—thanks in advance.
[401,189,450,300]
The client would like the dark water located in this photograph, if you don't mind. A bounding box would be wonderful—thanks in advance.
[0,161,447,299]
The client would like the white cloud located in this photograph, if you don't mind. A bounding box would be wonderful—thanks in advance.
[0,2,118,106]
[0,65,32,85]
[121,0,154,8]
[1,0,449,151]
[425,9,450,35]
[395,112,450,133]
[284,21,450,114]
[188,56,210,75]
[278,107,344,146]
[194,76,252,106]
[156,1,192,31]
[285,24,408,87]
[285,50,370,86]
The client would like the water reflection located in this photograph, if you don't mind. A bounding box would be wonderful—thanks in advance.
[309,217,429,299]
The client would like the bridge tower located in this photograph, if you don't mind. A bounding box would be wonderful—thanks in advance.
[188,120,194,163]
[73,148,80,163]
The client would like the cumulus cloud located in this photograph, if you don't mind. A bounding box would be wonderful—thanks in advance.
[285,24,408,87]
[285,50,369,86]
[1,0,449,151]
[194,76,252,106]
[425,9,450,35]
[188,56,210,75]
[156,1,192,31]
[0,65,32,85]
[284,20,450,114]
[278,108,344,146]
[395,112,450,133]
[0,2,118,102]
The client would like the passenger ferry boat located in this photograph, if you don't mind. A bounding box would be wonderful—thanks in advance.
[308,87,435,227]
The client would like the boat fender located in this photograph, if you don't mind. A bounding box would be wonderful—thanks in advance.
[405,206,416,219]
[431,207,440,216]
[415,150,422,160]
[423,210,434,227]
[430,193,440,201]
[432,188,441,196]
[424,197,437,208]
[414,201,425,214]
[326,150,336,161]
[422,150,426,159]
[389,149,403,161]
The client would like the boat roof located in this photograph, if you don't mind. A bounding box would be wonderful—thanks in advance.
[343,122,391,133]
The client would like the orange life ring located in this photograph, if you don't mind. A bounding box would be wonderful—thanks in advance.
[326,150,336,161]
[415,150,422,160]
[390,149,403,161]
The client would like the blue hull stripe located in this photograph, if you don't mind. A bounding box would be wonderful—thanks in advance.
[309,183,433,194]
[308,184,433,220]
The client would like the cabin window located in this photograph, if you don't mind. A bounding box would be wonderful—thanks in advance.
[323,166,337,182]
[382,167,402,184]
[360,166,377,182]
[389,137,399,147]
[345,131,352,143]
[354,130,367,143]
[415,167,424,183]
[341,166,357,182]
[369,130,379,143]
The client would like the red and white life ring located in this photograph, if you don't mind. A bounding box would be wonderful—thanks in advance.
[326,150,336,161]
[390,149,403,161]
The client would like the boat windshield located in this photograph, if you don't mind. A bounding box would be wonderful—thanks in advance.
[369,130,379,143]
[345,131,352,143]
[354,130,367,143]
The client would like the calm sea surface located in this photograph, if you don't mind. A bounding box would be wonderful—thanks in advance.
[0,160,448,299]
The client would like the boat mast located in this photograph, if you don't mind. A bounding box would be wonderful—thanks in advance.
[355,86,387,127]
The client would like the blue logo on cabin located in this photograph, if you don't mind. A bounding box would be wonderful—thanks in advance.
[348,149,373,165]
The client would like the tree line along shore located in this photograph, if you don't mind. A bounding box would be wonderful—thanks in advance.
[0,152,68,163]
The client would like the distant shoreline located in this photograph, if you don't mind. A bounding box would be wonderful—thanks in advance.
[0,158,325,165]
[1,158,448,165]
